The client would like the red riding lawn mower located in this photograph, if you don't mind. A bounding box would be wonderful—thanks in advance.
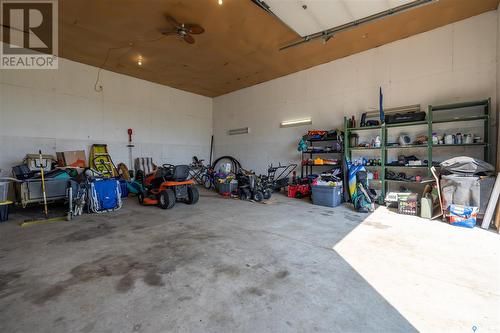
[137,164,199,209]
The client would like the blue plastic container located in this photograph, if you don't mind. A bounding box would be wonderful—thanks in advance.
[311,185,343,208]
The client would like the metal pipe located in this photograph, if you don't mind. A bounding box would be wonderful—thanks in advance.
[279,0,437,51]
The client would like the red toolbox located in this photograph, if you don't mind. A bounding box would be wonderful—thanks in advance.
[288,184,310,198]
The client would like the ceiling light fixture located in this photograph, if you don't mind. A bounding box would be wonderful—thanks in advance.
[280,118,312,128]
[218,0,223,5]
[137,56,143,66]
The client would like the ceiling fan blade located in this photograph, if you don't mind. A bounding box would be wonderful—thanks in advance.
[183,34,195,44]
[158,28,176,35]
[184,24,204,35]
[165,15,180,28]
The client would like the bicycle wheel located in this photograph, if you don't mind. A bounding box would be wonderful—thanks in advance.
[202,174,212,189]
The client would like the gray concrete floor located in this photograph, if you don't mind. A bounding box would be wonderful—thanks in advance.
[0,188,498,332]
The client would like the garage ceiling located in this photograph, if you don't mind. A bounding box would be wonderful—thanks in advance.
[264,0,416,37]
[55,0,498,97]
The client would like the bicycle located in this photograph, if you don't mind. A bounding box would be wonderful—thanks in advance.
[188,156,207,185]
[200,165,216,189]
[188,156,216,189]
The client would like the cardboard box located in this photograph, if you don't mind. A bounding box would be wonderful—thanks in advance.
[56,150,87,168]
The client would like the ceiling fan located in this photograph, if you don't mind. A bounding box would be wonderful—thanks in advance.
[158,15,204,44]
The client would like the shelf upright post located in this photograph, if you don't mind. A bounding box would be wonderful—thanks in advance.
[485,98,490,163]
[427,105,433,177]
[345,117,352,163]
[309,143,313,177]
[301,151,304,178]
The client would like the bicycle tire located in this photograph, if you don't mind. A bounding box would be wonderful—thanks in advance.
[202,174,212,189]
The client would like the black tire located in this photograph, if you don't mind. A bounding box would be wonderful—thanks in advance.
[135,170,144,183]
[263,189,272,200]
[212,156,242,174]
[158,189,176,209]
[186,186,199,205]
[202,175,212,189]
[239,189,249,200]
[138,191,145,205]
[253,191,264,202]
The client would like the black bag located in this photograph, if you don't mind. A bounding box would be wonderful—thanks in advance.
[385,111,426,124]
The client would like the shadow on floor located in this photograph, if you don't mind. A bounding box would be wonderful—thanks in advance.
[0,189,416,332]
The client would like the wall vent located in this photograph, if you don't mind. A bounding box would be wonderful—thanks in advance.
[228,127,249,135]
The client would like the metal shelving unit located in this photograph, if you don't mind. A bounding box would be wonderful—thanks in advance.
[301,137,343,178]
[344,98,491,202]
[344,118,385,201]
[428,98,491,164]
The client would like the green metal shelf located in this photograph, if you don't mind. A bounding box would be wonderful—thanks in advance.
[386,144,427,149]
[385,178,435,184]
[430,99,490,111]
[350,146,380,150]
[432,115,488,124]
[344,98,491,202]
[432,143,488,148]
[348,125,381,131]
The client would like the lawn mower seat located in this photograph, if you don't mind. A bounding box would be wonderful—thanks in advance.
[169,165,189,181]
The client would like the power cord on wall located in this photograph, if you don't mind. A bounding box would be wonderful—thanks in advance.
[94,45,130,92]
[93,35,167,92]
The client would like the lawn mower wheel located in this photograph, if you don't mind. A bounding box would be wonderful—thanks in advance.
[185,185,199,205]
[158,189,176,209]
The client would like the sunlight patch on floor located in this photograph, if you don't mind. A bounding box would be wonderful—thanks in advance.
[333,206,500,332]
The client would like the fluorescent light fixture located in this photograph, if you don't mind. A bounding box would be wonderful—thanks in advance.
[280,118,312,128]
[228,127,249,135]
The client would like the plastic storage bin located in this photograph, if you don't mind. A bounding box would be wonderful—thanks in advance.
[311,185,342,208]
[0,182,8,202]
[0,201,12,222]
[218,180,238,194]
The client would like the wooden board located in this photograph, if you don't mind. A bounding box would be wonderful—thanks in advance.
[3,0,496,97]
[494,199,500,232]
[481,174,500,229]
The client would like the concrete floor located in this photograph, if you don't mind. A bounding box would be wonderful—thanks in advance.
[0,188,498,333]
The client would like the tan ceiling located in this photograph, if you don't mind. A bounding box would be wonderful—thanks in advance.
[56,0,499,97]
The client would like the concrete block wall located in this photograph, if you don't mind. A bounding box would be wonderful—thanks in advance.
[1,11,498,178]
[0,55,213,175]
[213,11,499,175]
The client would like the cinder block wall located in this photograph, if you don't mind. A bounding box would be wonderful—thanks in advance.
[213,11,499,175]
[0,55,213,174]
